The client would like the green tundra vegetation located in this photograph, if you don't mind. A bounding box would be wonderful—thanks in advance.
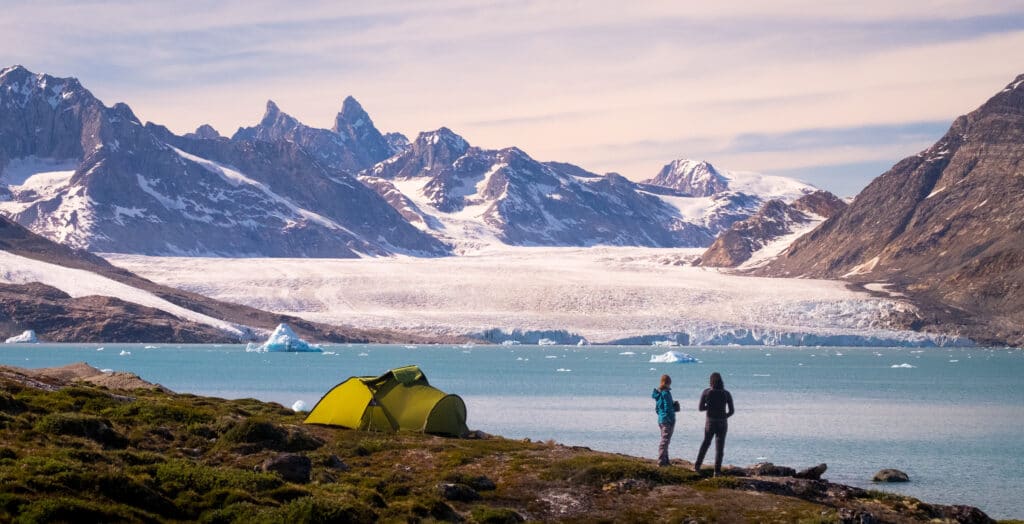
[0,370,1006,523]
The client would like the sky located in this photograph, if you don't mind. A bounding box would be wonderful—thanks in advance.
[3,1,1024,196]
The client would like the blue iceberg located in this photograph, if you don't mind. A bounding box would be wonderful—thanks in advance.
[246,323,321,353]
[649,350,699,363]
[4,330,38,344]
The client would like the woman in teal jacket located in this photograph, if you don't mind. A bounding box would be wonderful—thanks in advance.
[652,374,676,466]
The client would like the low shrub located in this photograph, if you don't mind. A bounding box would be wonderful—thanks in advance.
[13,496,141,524]
[472,506,526,524]
[154,459,283,496]
[543,455,692,486]
[34,413,128,449]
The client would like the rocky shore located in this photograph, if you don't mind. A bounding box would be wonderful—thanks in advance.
[0,363,1002,523]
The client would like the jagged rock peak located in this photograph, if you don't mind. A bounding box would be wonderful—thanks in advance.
[0,64,86,98]
[416,127,470,153]
[187,124,222,140]
[262,99,294,123]
[0,64,31,79]
[385,132,410,153]
[646,158,729,197]
[338,95,367,121]
[109,102,141,124]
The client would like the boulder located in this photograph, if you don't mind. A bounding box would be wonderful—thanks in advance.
[794,463,828,480]
[872,469,909,482]
[261,453,312,483]
[325,454,350,471]
[438,482,480,502]
[466,475,496,491]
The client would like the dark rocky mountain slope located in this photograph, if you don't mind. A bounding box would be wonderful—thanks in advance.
[699,190,846,268]
[761,74,1024,346]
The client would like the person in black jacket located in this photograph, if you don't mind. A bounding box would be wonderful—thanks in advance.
[694,371,734,476]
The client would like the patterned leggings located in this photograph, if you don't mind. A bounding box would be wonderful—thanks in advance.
[658,422,675,466]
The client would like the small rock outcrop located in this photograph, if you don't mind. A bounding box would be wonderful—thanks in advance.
[872,469,910,482]
[794,463,828,480]
[261,453,312,483]
[748,462,797,477]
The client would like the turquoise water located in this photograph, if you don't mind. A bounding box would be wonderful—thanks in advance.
[2,344,1022,519]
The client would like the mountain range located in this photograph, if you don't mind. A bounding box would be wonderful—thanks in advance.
[0,65,816,257]
[1,64,1022,346]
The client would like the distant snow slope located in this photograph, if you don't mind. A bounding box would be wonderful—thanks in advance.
[0,250,248,337]
[106,247,957,346]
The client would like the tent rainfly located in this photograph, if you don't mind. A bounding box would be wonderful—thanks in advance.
[304,365,468,437]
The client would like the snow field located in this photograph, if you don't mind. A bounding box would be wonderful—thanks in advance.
[0,250,248,337]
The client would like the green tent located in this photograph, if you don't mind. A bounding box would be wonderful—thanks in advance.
[304,365,468,437]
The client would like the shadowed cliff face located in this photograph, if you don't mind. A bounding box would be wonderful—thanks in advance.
[699,191,846,268]
[760,74,1024,346]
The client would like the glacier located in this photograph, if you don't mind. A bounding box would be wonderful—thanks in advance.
[246,323,321,353]
[107,247,977,348]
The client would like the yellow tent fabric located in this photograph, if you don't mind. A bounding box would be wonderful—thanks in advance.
[304,365,468,437]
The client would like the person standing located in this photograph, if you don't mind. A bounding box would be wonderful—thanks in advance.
[652,374,676,467]
[694,372,734,476]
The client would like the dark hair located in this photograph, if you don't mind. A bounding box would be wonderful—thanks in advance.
[710,372,724,390]
[659,374,672,390]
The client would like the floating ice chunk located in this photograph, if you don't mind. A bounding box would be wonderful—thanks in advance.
[292,400,308,412]
[119,350,131,356]
[96,347,104,351]
[652,340,678,347]
[891,363,916,369]
[501,340,520,345]
[619,351,635,355]
[358,352,369,357]
[4,330,38,343]
[753,373,771,377]
[322,351,336,355]
[538,338,557,346]
[649,350,699,363]
[144,345,158,349]
[249,323,321,352]
[949,359,959,363]
[556,368,572,372]
[545,355,559,359]
[404,345,418,349]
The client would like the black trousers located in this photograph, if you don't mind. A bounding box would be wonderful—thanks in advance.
[695,418,728,471]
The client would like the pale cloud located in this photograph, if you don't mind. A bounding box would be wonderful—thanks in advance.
[3,1,1023,195]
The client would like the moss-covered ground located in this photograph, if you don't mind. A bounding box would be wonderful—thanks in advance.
[0,373,997,523]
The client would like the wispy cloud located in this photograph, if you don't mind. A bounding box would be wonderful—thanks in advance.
[3,1,1023,194]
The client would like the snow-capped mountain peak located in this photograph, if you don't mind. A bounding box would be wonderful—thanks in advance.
[646,158,728,197]
[646,157,814,203]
